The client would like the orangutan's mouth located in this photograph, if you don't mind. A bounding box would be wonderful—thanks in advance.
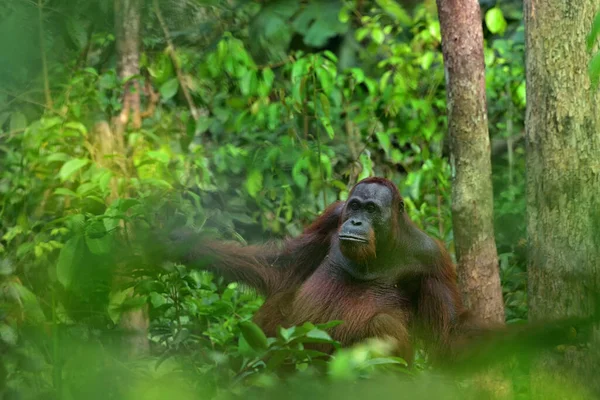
[339,234,369,243]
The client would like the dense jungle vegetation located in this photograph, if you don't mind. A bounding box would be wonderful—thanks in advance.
[1,0,599,399]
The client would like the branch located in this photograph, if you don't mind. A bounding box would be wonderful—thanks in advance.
[37,0,53,109]
[153,0,199,121]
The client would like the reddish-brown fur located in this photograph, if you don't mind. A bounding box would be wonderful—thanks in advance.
[169,177,476,365]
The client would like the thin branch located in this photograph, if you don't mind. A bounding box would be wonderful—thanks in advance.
[37,0,53,109]
[153,0,198,121]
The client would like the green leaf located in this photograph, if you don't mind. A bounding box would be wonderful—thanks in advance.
[379,70,392,93]
[587,12,600,51]
[371,28,385,45]
[149,292,166,308]
[278,326,296,342]
[147,150,170,164]
[0,324,17,346]
[47,153,70,163]
[59,158,90,182]
[160,78,179,100]
[375,131,391,155]
[420,52,435,70]
[54,188,78,197]
[375,0,411,25]
[319,93,331,118]
[117,198,141,213]
[239,321,268,351]
[590,52,600,88]
[240,70,258,96]
[41,117,63,130]
[292,159,309,188]
[263,67,275,89]
[305,328,334,343]
[320,117,335,139]
[361,356,408,367]
[8,282,46,323]
[429,21,441,42]
[246,169,263,198]
[339,6,350,23]
[516,81,526,107]
[108,288,131,324]
[85,221,110,255]
[64,121,87,136]
[358,152,373,181]
[9,112,27,132]
[84,67,99,76]
[66,16,88,49]
[485,7,507,35]
[56,236,85,288]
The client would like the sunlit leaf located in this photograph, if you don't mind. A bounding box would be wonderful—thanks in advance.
[64,121,88,136]
[246,169,263,198]
[59,158,90,182]
[372,28,385,44]
[305,328,334,343]
[263,67,275,89]
[376,131,391,155]
[485,7,507,35]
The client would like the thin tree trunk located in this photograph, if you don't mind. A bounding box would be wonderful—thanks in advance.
[37,0,53,109]
[525,0,600,397]
[112,0,149,358]
[114,0,142,132]
[436,0,505,324]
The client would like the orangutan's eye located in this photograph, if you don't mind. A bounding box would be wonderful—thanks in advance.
[350,201,360,211]
[366,203,377,213]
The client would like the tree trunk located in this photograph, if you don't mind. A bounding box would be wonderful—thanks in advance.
[436,0,505,324]
[112,0,149,358]
[525,0,600,397]
[114,0,142,132]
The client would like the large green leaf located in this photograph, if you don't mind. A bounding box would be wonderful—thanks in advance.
[239,320,268,351]
[59,158,90,182]
[160,78,179,100]
[56,236,85,288]
[485,7,507,35]
[246,169,263,198]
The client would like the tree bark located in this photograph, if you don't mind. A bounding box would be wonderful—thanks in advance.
[436,0,505,324]
[525,0,600,397]
[114,0,142,132]
[112,0,149,358]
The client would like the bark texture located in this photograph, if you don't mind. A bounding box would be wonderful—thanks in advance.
[115,0,142,131]
[436,0,505,324]
[112,0,149,358]
[525,0,600,397]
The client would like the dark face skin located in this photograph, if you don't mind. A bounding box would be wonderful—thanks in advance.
[337,182,438,279]
[338,183,401,270]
